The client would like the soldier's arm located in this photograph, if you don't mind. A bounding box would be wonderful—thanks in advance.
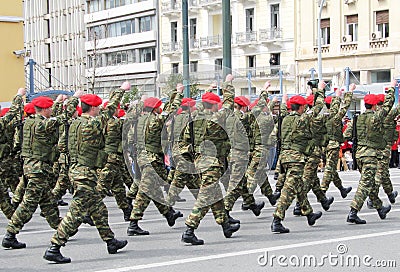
[372,85,395,125]
[52,96,64,116]
[0,90,25,129]
[343,120,353,139]
[98,88,126,128]
[333,92,353,123]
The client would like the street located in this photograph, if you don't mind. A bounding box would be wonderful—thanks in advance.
[1,169,400,272]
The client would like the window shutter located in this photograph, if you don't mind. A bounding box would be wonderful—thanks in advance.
[320,19,330,28]
[346,15,358,24]
[376,10,389,24]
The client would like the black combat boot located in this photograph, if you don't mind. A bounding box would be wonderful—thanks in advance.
[339,186,352,198]
[306,211,322,226]
[388,191,398,204]
[347,208,366,224]
[2,231,26,249]
[320,196,334,211]
[82,215,95,226]
[274,172,279,180]
[43,244,71,263]
[249,201,265,216]
[293,202,302,216]
[165,208,183,227]
[106,238,128,254]
[267,191,280,206]
[377,205,391,220]
[181,226,204,245]
[271,217,289,233]
[122,207,132,222]
[222,222,240,238]
[366,198,374,209]
[57,198,68,206]
[127,220,149,236]
[227,211,240,224]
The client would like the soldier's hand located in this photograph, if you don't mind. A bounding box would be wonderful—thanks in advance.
[17,88,26,96]
[62,95,68,101]
[73,89,85,98]
[336,87,343,97]
[56,94,63,102]
[349,83,356,92]
[318,81,326,91]
[176,83,184,93]
[225,74,234,82]
[263,81,271,90]
[120,81,131,91]
[272,96,278,103]
[390,79,397,88]
[282,94,288,104]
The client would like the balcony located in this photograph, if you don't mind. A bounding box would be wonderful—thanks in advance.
[236,31,258,47]
[161,1,181,17]
[199,0,222,10]
[340,42,358,53]
[234,66,289,80]
[259,28,283,42]
[200,35,223,51]
[369,39,388,49]
[162,42,181,55]
[313,45,330,54]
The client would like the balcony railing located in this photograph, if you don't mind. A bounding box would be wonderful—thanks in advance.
[259,28,283,41]
[236,31,257,44]
[162,42,181,53]
[161,1,181,13]
[200,35,223,48]
[234,66,288,79]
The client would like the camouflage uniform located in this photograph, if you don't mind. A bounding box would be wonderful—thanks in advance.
[51,90,123,246]
[6,97,78,236]
[0,94,24,219]
[350,88,394,212]
[273,89,325,221]
[274,102,290,192]
[321,92,353,192]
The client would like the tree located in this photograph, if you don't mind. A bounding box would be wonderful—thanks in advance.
[165,73,201,98]
[121,85,139,106]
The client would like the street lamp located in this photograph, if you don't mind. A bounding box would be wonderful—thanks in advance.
[317,0,326,81]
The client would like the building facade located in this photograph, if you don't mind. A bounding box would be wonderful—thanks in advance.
[24,0,87,93]
[0,1,25,103]
[159,0,296,96]
[85,0,158,97]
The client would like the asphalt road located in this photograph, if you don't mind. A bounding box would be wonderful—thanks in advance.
[1,169,400,272]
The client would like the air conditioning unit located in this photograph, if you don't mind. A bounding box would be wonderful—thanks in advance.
[344,0,355,4]
[342,35,352,43]
[371,31,382,40]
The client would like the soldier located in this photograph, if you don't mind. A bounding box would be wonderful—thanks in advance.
[43,83,129,264]
[271,82,326,233]
[2,92,79,250]
[181,74,240,245]
[96,102,132,222]
[0,88,26,219]
[126,85,184,236]
[321,85,354,198]
[346,80,395,224]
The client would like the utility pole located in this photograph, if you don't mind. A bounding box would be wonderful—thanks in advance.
[317,0,326,81]
[222,0,231,78]
[90,31,97,94]
[182,0,190,98]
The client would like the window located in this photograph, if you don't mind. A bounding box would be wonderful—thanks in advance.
[215,59,222,71]
[172,63,179,74]
[171,21,178,43]
[241,87,256,95]
[269,53,280,74]
[270,4,279,28]
[376,10,389,38]
[320,19,330,45]
[371,70,390,83]
[349,71,360,85]
[139,16,152,32]
[246,8,254,32]
[247,55,256,77]
[139,47,156,63]
[346,15,358,41]
[190,61,198,73]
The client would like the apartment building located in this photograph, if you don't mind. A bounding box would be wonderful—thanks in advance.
[24,0,87,93]
[85,0,158,97]
[295,0,400,99]
[0,1,25,103]
[159,0,296,96]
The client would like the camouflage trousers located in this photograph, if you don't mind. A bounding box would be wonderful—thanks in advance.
[127,178,139,200]
[247,149,273,197]
[52,154,72,200]
[7,158,60,234]
[351,156,383,211]
[321,145,344,191]
[11,177,26,204]
[0,159,15,219]
[130,160,170,221]
[375,147,393,195]
[273,162,313,220]
[224,151,254,211]
[4,154,23,193]
[275,157,286,191]
[302,147,326,202]
[186,164,228,229]
[166,168,200,206]
[51,163,115,246]
[97,155,129,210]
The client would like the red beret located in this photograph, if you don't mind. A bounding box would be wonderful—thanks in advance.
[290,95,307,106]
[103,101,120,109]
[364,94,378,105]
[306,95,314,106]
[24,103,35,114]
[0,108,10,117]
[118,109,125,118]
[144,97,162,108]
[234,96,251,107]
[81,94,102,107]
[176,108,183,115]
[324,96,333,104]
[376,94,385,103]
[181,98,196,107]
[32,96,54,109]
[287,100,291,110]
[202,92,221,104]
[76,106,82,116]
